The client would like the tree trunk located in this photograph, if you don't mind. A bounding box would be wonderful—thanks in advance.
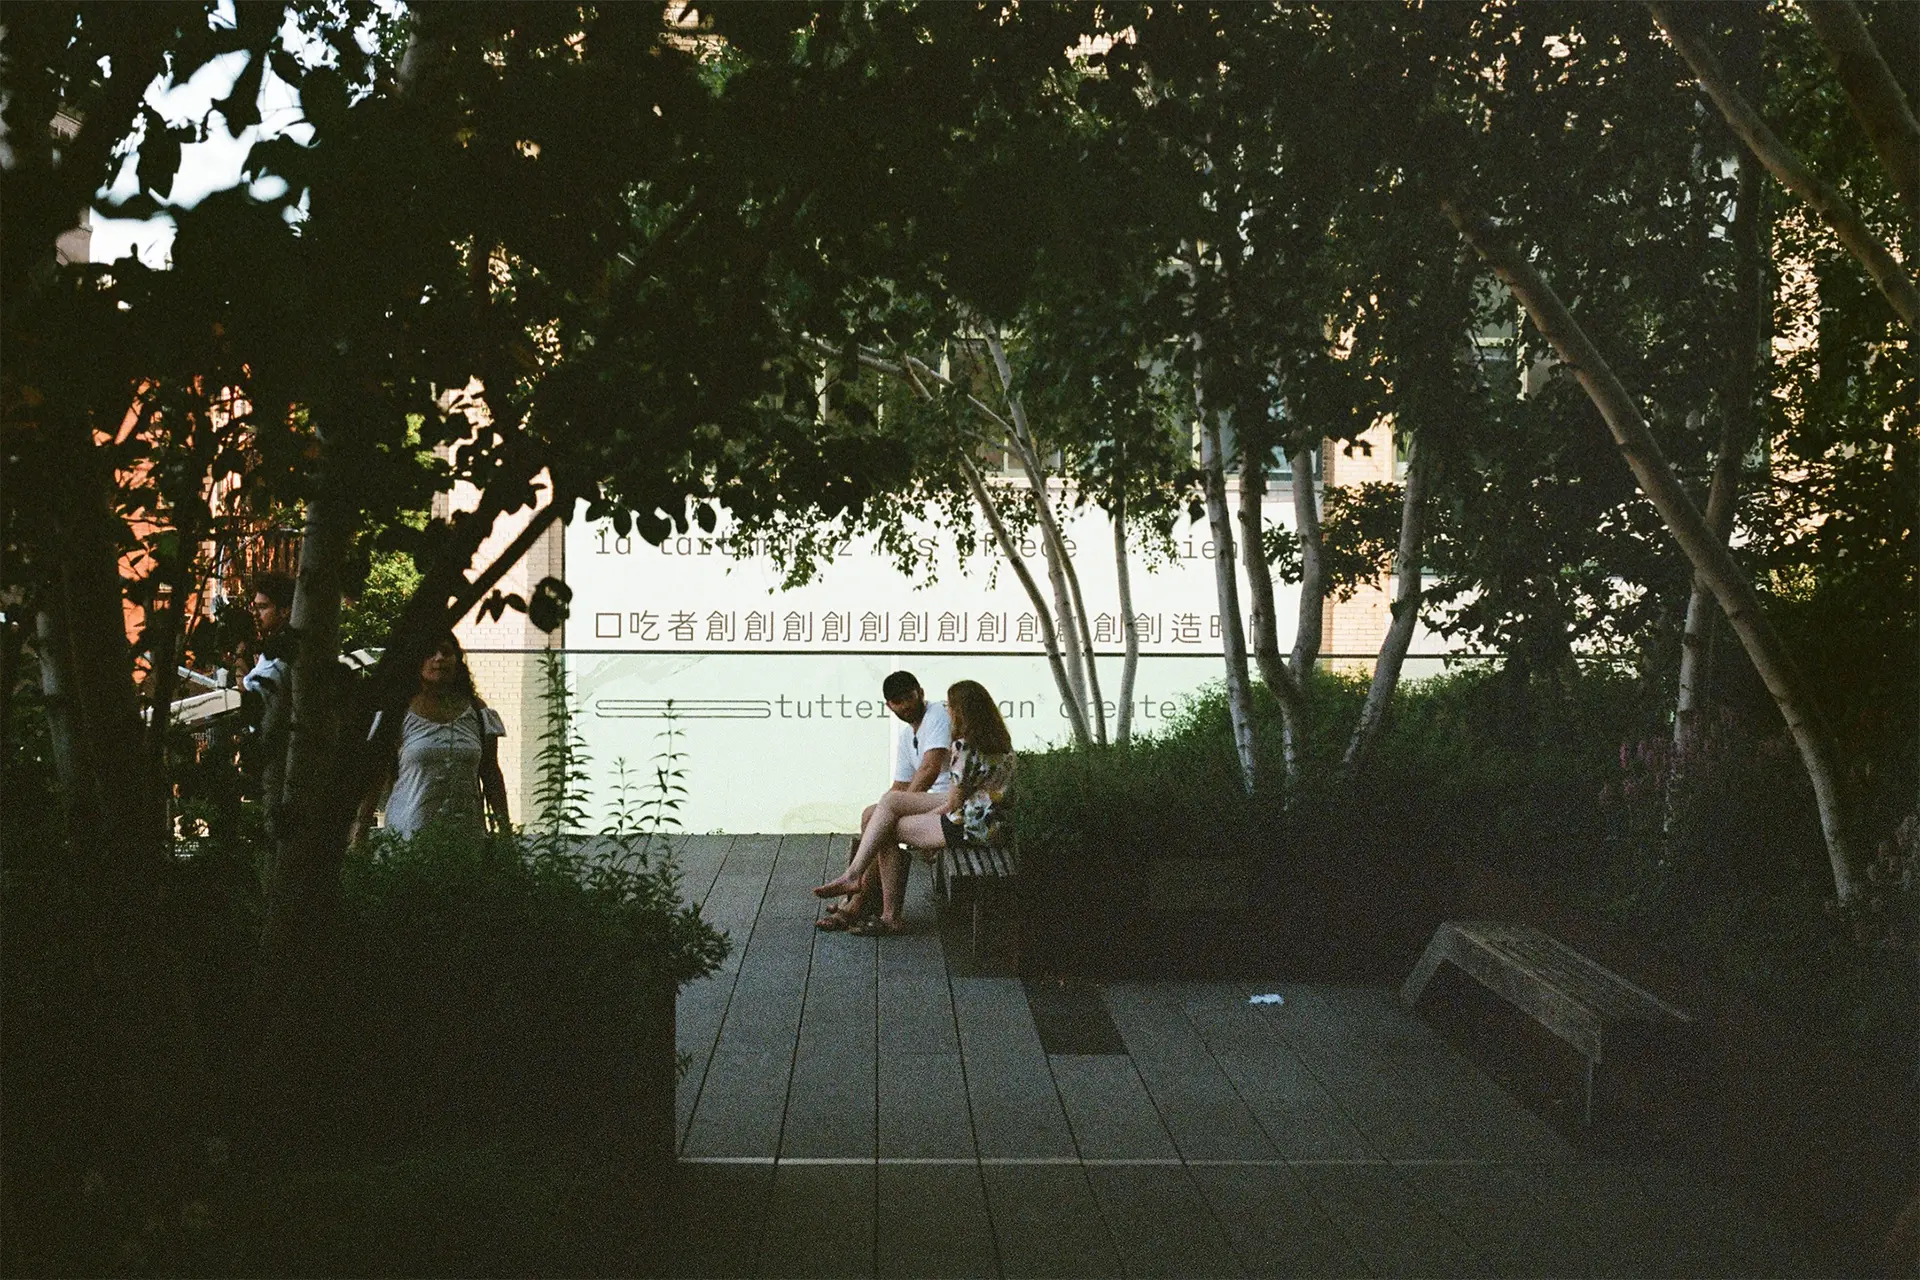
[1113,483,1138,746]
[1801,0,1920,227]
[986,334,1104,744]
[1289,446,1326,679]
[1344,432,1432,774]
[263,474,355,962]
[1676,147,1770,755]
[34,604,84,823]
[35,448,166,885]
[1194,348,1257,794]
[1239,436,1304,782]
[849,343,1096,747]
[1443,197,1866,904]
[955,451,1095,747]
[1648,2,1920,332]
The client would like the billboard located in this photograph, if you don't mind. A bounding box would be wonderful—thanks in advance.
[543,496,1441,832]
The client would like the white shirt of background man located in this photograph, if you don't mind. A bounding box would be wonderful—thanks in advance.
[894,699,956,793]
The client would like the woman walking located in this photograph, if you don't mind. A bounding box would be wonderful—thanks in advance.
[353,634,509,842]
[812,679,1015,934]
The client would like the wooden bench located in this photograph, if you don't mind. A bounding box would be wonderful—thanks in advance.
[1401,921,1693,1125]
[933,836,1017,966]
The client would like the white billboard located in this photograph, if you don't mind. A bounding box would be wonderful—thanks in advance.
[548,496,1444,832]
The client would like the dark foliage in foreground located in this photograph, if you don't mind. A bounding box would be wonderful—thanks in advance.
[1,703,724,1276]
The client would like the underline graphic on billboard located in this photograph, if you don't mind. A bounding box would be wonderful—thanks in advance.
[593,698,773,720]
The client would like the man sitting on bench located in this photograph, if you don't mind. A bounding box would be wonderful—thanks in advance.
[814,670,953,932]
[814,680,1015,937]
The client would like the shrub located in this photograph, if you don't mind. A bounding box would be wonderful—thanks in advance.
[336,821,726,1153]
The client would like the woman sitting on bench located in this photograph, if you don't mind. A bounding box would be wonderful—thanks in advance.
[812,679,1015,936]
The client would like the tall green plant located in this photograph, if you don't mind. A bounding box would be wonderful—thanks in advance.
[530,661,725,985]
[533,650,591,848]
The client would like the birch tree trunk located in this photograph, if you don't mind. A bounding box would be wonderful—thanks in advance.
[1289,446,1326,679]
[955,450,1095,747]
[986,334,1105,743]
[1113,483,1138,746]
[1194,346,1258,793]
[1443,198,1866,904]
[1238,437,1304,782]
[1648,2,1920,332]
[263,466,356,962]
[1801,0,1920,227]
[1676,149,1770,755]
[847,343,1096,748]
[1344,433,1432,774]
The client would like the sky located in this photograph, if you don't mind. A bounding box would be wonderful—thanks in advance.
[89,10,317,266]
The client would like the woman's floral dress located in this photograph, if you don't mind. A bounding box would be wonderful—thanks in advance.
[951,739,1016,847]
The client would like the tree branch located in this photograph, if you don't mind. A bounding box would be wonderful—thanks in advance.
[1801,0,1920,227]
[1648,1,1919,330]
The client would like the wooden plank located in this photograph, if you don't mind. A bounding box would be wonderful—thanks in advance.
[1083,1164,1246,1279]
[878,930,959,1055]
[1102,987,1278,1161]
[677,979,740,1145]
[673,832,737,909]
[951,978,1077,1160]
[673,837,777,1151]
[875,1164,999,1279]
[1281,986,1573,1163]
[950,977,1050,1062]
[1211,1052,1378,1160]
[1628,1160,1815,1277]
[979,1164,1122,1279]
[752,1162,876,1279]
[680,1047,793,1159]
[782,1019,876,1160]
[1175,1001,1379,1158]
[877,1053,976,1159]
[1187,1163,1369,1279]
[1290,1163,1493,1279]
[958,1048,1078,1160]
[1228,985,1487,1161]
[762,834,839,922]
[1048,1055,1180,1160]
[878,974,961,1056]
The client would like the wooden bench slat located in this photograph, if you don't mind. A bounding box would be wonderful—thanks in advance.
[1459,923,1690,1023]
[1402,920,1693,1126]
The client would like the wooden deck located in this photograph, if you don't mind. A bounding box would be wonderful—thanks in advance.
[659,834,1813,1278]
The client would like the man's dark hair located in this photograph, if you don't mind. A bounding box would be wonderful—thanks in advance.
[253,572,295,610]
[881,670,920,702]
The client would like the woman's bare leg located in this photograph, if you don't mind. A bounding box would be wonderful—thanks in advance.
[874,812,946,926]
[813,789,946,897]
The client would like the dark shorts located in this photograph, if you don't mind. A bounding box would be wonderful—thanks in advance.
[940,814,966,851]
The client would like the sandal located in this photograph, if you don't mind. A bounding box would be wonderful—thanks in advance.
[848,917,902,937]
[814,907,859,932]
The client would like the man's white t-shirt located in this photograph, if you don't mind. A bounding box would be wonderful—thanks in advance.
[892,700,956,792]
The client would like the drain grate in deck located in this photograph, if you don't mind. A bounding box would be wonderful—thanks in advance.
[1023,978,1127,1055]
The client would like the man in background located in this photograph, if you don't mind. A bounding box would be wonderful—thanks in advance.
[240,572,296,834]
[817,670,953,930]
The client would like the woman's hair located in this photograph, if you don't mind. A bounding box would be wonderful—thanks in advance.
[946,680,1012,755]
[420,632,482,706]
